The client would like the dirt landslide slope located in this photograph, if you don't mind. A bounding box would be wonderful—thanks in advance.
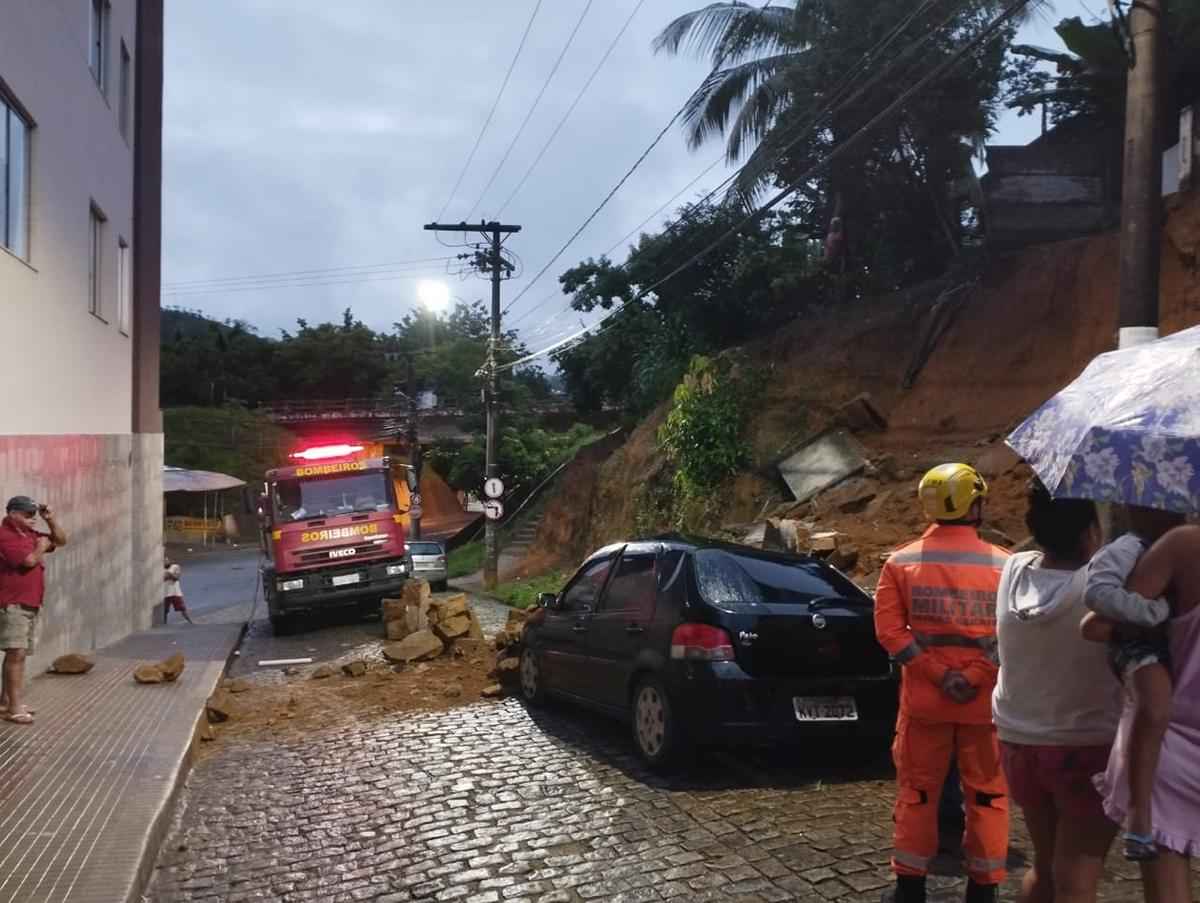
[523,191,1200,584]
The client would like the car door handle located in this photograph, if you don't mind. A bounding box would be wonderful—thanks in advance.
[624,624,644,635]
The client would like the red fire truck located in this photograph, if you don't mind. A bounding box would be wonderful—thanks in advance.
[260,442,410,633]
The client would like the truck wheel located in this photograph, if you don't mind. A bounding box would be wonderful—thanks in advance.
[631,676,680,771]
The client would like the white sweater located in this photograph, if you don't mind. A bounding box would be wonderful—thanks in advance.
[992,552,1122,747]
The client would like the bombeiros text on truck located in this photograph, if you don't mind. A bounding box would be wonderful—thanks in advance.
[257,442,415,634]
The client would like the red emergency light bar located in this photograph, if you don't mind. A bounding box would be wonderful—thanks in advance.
[289,443,365,462]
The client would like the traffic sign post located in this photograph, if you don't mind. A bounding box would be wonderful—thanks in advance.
[484,477,505,500]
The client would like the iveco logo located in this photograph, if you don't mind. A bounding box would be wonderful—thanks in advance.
[329,548,357,560]
[738,631,758,644]
[811,613,828,630]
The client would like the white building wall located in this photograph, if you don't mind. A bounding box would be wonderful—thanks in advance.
[0,0,138,435]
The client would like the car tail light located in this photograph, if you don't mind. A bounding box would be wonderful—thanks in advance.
[670,623,734,662]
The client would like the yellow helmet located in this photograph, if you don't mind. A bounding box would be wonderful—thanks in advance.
[919,463,988,522]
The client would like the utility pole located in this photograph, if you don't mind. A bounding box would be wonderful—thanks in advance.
[424,220,521,590]
[1116,0,1167,349]
[406,353,422,541]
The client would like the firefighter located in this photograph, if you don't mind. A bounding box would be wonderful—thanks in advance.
[875,463,1010,903]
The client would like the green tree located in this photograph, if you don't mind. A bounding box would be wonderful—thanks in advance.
[654,0,1024,286]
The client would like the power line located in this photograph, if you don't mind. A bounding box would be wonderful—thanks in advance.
[507,0,941,331]
[163,270,455,299]
[496,0,648,216]
[497,0,1034,372]
[434,0,544,222]
[163,257,456,290]
[465,0,597,221]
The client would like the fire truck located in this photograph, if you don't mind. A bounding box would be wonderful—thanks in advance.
[259,442,411,633]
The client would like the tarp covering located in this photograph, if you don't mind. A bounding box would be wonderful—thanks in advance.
[163,466,246,493]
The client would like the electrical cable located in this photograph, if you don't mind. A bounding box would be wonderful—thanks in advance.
[495,0,1034,372]
[465,0,597,221]
[496,0,648,216]
[434,0,544,222]
[163,257,456,290]
[162,270,457,299]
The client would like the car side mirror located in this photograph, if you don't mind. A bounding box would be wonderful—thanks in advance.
[537,592,558,610]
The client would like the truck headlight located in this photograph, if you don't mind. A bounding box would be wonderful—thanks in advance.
[386,564,407,577]
[277,578,304,592]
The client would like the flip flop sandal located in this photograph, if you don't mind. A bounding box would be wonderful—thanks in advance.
[3,712,33,725]
[1123,832,1159,861]
[0,705,36,715]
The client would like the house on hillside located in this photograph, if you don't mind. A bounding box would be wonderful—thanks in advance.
[0,2,165,670]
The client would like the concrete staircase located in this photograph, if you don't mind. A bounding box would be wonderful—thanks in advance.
[499,512,543,577]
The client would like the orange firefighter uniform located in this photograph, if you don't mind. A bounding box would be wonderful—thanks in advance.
[875,522,1010,886]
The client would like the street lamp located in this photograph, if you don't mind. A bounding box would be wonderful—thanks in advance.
[417,279,450,313]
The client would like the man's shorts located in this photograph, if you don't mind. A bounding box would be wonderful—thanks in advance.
[164,596,186,612]
[1108,627,1170,682]
[1000,742,1111,821]
[0,606,39,652]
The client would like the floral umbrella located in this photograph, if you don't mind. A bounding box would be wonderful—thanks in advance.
[1006,325,1200,513]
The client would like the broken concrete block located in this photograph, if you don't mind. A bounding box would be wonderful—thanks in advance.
[48,653,94,675]
[385,618,413,642]
[160,653,186,682]
[133,664,164,684]
[341,660,368,678]
[777,430,868,503]
[429,594,469,624]
[382,630,444,664]
[381,598,406,624]
[205,695,231,723]
[467,612,485,641]
[810,531,844,553]
[434,614,471,642]
[481,684,505,699]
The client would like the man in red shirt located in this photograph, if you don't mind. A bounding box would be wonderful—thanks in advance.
[0,496,68,724]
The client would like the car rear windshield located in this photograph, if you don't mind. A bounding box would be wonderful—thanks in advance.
[693,549,865,605]
[408,542,443,555]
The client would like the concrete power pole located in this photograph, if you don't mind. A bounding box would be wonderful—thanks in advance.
[423,220,521,590]
[1116,0,1167,349]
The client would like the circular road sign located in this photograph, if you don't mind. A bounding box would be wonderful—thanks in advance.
[483,499,505,521]
[484,477,505,500]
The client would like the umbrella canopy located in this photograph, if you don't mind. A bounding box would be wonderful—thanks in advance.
[1006,325,1200,513]
[162,466,246,493]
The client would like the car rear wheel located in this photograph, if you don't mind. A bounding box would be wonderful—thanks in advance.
[631,676,679,770]
[519,647,545,705]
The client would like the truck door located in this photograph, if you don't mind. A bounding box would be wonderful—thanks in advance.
[582,548,658,710]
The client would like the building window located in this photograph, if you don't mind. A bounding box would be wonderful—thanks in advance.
[117,238,131,335]
[89,204,107,319]
[89,0,110,92]
[118,42,132,140]
[1,96,29,259]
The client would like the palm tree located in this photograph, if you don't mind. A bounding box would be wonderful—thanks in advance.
[654,1,1029,283]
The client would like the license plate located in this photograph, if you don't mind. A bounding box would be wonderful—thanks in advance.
[793,696,858,722]
[331,573,362,587]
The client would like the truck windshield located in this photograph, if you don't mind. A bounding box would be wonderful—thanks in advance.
[273,471,392,521]
[693,549,865,605]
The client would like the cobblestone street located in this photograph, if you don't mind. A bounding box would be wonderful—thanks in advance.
[149,688,1169,902]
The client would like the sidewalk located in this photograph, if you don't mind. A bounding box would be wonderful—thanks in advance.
[0,621,243,903]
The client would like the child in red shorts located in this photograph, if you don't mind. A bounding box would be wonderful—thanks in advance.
[163,560,193,625]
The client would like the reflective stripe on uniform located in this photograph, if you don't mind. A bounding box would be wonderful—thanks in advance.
[893,642,922,664]
[889,550,1008,567]
[893,849,933,872]
[966,856,1007,875]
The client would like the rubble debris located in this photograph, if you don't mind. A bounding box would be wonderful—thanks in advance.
[974,443,1022,479]
[442,682,464,699]
[777,430,869,503]
[810,531,845,553]
[225,678,253,694]
[828,544,860,573]
[382,630,444,664]
[205,695,231,723]
[311,664,336,680]
[134,652,186,684]
[813,477,879,515]
[481,684,505,699]
[198,722,216,742]
[341,660,368,678]
[433,614,472,642]
[48,653,94,675]
[835,393,888,433]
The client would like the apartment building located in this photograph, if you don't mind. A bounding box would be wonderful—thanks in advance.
[0,1,164,669]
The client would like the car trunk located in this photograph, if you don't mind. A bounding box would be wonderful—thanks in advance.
[711,600,891,679]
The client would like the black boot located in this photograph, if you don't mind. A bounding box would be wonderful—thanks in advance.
[880,875,927,903]
[964,879,998,903]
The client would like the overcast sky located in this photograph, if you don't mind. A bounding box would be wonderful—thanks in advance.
[162,0,1095,350]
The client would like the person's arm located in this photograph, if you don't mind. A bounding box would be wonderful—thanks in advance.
[1085,536,1168,627]
[960,652,998,692]
[874,560,948,688]
[0,533,52,570]
[1080,610,1116,643]
[41,506,67,548]
[1125,528,1189,602]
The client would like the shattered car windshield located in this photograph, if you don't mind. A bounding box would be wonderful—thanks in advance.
[693,549,860,605]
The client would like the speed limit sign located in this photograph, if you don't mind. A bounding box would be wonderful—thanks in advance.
[484,477,505,500]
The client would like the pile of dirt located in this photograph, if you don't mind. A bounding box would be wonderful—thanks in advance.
[514,189,1200,579]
